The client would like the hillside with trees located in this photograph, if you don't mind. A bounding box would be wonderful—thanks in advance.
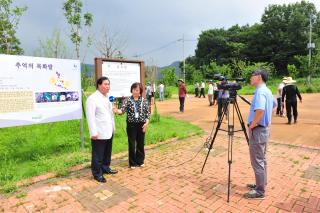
[183,1,320,83]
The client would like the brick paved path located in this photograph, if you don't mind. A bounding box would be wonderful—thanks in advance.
[1,133,319,213]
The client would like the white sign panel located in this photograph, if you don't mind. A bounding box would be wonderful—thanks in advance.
[0,54,82,128]
[102,61,140,97]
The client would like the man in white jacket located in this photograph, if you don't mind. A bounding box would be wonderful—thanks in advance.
[86,76,118,183]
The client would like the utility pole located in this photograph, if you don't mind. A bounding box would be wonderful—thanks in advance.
[307,14,315,84]
[182,34,185,82]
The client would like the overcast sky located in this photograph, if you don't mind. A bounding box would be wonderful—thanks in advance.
[15,0,320,66]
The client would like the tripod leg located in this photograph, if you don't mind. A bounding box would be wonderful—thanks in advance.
[201,100,229,174]
[227,143,233,203]
[227,103,234,202]
[227,149,232,202]
[234,101,249,145]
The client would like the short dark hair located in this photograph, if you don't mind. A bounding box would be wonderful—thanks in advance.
[96,76,110,89]
[130,82,143,95]
[252,68,268,82]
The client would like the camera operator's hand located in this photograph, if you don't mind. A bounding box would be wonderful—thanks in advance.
[249,109,264,130]
[249,123,256,130]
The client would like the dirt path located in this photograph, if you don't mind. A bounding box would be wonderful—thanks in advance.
[155,93,320,147]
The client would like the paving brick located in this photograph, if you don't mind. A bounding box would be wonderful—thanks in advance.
[303,207,320,213]
[0,118,319,213]
[274,201,294,211]
[15,205,28,213]
[307,196,319,209]
[292,204,304,213]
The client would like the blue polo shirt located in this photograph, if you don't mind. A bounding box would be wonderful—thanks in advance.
[248,84,276,127]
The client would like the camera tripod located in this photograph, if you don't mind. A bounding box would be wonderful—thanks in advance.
[201,92,249,202]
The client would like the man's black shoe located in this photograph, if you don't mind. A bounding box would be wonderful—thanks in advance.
[103,168,118,175]
[244,190,265,200]
[94,176,106,183]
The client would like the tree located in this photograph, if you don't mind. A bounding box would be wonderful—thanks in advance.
[145,65,157,83]
[287,64,298,78]
[63,0,93,59]
[0,0,27,55]
[257,1,319,75]
[95,26,127,58]
[190,1,320,77]
[236,62,275,82]
[295,39,320,78]
[184,63,201,83]
[161,68,177,86]
[33,29,69,58]
[194,25,250,68]
[63,0,93,148]
[195,28,232,67]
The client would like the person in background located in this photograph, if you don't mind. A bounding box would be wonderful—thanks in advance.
[158,82,165,101]
[207,80,214,106]
[199,81,205,98]
[146,82,152,105]
[114,82,150,168]
[178,79,187,113]
[151,82,156,104]
[245,68,276,199]
[86,76,118,183]
[276,77,287,117]
[282,77,302,124]
[195,82,199,97]
[217,80,229,120]
[213,81,219,106]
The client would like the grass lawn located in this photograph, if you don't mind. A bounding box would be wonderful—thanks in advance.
[0,114,203,193]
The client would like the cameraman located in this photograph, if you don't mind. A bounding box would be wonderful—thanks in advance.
[245,68,276,199]
[217,79,229,120]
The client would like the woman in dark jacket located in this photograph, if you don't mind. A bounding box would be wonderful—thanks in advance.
[114,82,150,168]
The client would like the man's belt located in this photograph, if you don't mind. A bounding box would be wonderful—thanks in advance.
[247,124,266,128]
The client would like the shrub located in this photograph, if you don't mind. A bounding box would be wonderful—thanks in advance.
[150,105,160,123]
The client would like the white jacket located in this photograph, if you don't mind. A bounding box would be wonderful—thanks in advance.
[86,90,115,139]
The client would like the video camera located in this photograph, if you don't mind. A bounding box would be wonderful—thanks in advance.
[213,74,244,91]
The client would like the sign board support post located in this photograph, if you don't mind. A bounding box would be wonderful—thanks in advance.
[80,89,87,151]
[80,117,84,151]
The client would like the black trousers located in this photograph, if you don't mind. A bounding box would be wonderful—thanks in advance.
[199,88,205,97]
[146,95,152,105]
[276,97,283,115]
[217,98,228,120]
[179,96,185,112]
[127,122,145,166]
[285,100,298,123]
[195,88,199,97]
[91,137,113,178]
[213,91,219,105]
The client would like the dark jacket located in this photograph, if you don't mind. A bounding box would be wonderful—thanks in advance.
[282,84,302,102]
